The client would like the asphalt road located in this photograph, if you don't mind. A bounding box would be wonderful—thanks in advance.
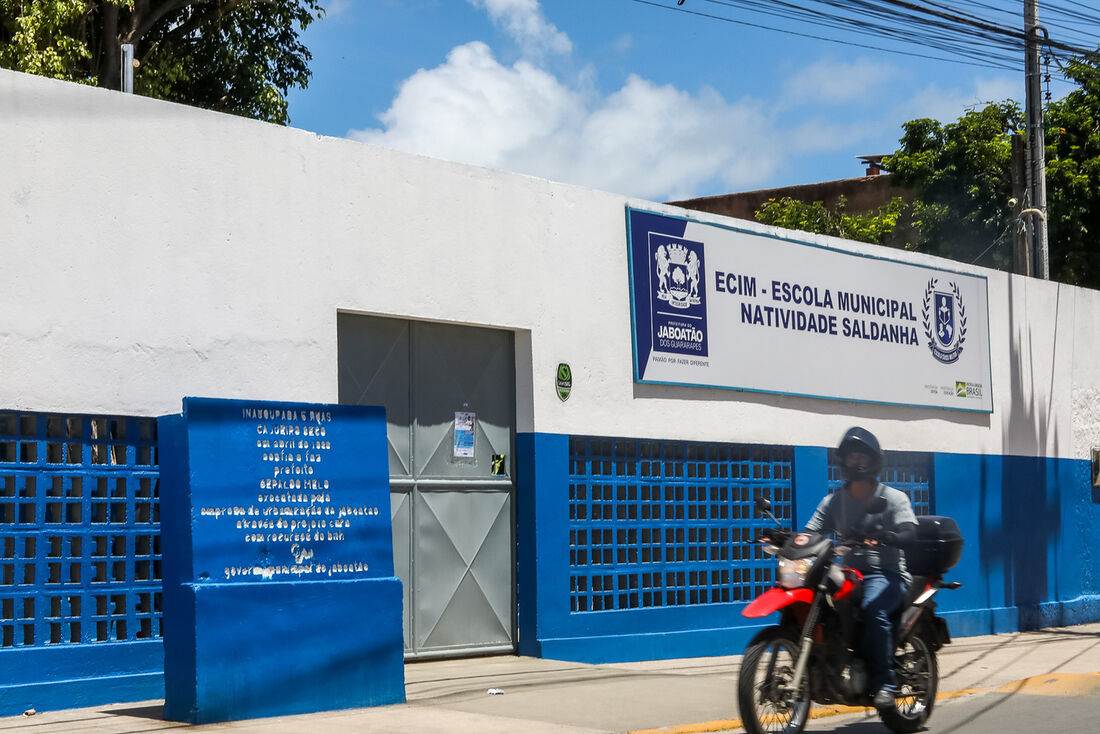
[805,673,1100,734]
[3,624,1097,734]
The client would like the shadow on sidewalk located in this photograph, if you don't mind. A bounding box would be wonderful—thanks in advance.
[103,704,172,722]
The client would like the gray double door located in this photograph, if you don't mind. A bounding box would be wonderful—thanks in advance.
[337,314,516,658]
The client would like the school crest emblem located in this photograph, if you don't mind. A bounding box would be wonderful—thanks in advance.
[922,278,967,364]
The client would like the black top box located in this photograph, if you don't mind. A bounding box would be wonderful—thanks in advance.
[905,515,963,576]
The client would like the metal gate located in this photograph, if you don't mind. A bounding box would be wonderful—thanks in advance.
[337,314,516,658]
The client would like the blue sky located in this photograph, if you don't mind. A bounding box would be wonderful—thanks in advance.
[286,0,1028,201]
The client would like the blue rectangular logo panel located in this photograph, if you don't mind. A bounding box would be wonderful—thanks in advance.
[649,234,708,358]
[628,209,710,379]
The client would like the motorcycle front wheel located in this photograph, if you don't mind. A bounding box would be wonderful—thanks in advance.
[878,631,938,733]
[737,627,811,734]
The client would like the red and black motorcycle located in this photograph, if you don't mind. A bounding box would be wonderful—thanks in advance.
[736,497,963,734]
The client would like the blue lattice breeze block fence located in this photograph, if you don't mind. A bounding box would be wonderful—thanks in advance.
[568,437,795,614]
[0,411,163,714]
[0,416,937,708]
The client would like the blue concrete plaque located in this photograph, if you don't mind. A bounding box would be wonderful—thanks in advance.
[159,397,404,723]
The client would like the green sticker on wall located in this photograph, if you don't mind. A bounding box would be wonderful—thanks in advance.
[556,363,572,402]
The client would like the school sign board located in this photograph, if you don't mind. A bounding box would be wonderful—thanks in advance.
[627,208,993,412]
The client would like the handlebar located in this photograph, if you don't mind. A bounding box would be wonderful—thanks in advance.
[849,529,899,545]
[759,527,791,545]
[755,528,901,547]
[755,529,903,549]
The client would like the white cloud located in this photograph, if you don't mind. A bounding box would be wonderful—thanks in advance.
[614,34,634,54]
[784,117,880,155]
[349,43,777,201]
[467,0,571,58]
[325,0,351,17]
[537,76,778,200]
[904,76,1020,124]
[347,0,906,200]
[350,42,583,170]
[781,58,895,107]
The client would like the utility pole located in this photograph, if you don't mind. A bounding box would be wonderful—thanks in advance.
[1024,0,1049,279]
[1011,133,1030,276]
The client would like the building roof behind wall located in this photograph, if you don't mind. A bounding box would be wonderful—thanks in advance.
[666,172,910,224]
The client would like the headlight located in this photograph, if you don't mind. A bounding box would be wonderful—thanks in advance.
[778,558,811,589]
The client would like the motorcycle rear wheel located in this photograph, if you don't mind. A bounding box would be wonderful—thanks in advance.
[737,628,811,734]
[878,631,938,733]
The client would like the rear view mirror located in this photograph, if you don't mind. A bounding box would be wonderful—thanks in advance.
[754,496,773,517]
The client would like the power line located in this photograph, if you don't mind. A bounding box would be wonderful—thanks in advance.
[629,0,1099,80]
[709,0,1025,66]
[627,0,1021,71]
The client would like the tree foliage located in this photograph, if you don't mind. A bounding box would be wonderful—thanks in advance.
[1043,57,1100,287]
[0,0,91,80]
[754,56,1100,289]
[0,1,324,124]
[756,195,906,247]
[883,101,1020,271]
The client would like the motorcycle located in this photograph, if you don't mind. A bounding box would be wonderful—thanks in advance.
[736,496,963,734]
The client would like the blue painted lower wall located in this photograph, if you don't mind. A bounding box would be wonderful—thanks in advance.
[4,433,1099,713]
[516,432,1100,663]
[0,640,163,716]
[163,578,405,724]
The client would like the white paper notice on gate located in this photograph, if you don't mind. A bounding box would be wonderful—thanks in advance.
[453,411,476,458]
[626,207,993,413]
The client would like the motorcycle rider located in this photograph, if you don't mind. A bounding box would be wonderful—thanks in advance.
[804,427,918,710]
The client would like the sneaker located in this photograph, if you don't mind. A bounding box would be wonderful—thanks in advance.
[873,687,896,710]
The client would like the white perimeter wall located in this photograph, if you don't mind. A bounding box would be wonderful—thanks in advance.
[2,69,1099,461]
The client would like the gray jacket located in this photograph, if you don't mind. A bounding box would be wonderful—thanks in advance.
[804,483,918,584]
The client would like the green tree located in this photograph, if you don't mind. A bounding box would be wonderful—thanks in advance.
[756,104,1021,269]
[0,1,324,124]
[1044,57,1100,287]
[883,101,1021,271]
[885,63,1100,287]
[755,195,906,247]
[755,56,1100,289]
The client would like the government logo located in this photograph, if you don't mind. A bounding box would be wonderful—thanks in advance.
[922,278,967,364]
[655,242,702,309]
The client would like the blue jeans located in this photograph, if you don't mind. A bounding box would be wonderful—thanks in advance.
[860,571,907,693]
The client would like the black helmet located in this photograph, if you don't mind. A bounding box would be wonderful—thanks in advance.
[837,426,882,482]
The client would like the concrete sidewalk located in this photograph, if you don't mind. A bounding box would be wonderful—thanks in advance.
[3,623,1099,733]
